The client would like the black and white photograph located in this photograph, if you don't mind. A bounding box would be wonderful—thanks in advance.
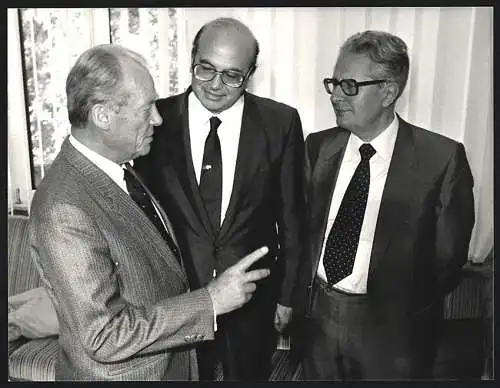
[7,6,493,381]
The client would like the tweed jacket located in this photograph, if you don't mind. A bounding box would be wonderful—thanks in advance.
[29,138,215,380]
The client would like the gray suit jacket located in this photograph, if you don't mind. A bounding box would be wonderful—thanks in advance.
[29,138,215,381]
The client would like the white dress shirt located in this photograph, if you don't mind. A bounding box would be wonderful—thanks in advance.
[69,135,171,231]
[69,135,128,193]
[188,91,244,226]
[317,114,399,294]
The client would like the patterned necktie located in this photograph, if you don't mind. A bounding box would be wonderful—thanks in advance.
[199,116,223,234]
[323,143,376,286]
[123,162,180,261]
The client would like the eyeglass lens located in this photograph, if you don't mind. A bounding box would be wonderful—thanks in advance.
[339,79,357,95]
[194,64,244,87]
[326,79,357,95]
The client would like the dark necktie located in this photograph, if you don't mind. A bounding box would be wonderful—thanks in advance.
[199,116,222,234]
[323,143,376,286]
[123,162,180,261]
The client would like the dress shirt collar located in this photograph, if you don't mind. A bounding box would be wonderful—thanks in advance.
[188,90,245,127]
[346,113,399,161]
[68,134,128,192]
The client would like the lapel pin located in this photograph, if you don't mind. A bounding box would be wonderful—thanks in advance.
[202,164,212,171]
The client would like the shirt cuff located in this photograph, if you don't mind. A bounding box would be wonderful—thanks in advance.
[212,269,218,331]
[208,269,218,332]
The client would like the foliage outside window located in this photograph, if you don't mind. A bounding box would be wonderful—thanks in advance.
[19,8,178,188]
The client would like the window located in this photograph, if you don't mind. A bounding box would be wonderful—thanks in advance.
[18,8,179,188]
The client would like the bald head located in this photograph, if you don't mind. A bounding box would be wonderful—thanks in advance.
[189,17,260,114]
[191,17,259,71]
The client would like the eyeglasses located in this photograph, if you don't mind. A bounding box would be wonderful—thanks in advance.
[323,78,387,96]
[192,63,251,88]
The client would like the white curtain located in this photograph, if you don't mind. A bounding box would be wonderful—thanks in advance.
[174,7,493,262]
[7,7,493,261]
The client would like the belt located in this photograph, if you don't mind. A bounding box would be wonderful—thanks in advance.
[315,276,366,297]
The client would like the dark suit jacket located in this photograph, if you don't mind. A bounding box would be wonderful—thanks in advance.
[300,116,475,328]
[29,138,215,381]
[135,88,305,308]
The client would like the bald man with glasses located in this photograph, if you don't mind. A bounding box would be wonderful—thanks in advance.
[296,30,475,380]
[134,17,305,381]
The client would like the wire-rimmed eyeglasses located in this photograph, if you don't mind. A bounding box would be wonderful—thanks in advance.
[323,77,387,96]
[192,63,252,88]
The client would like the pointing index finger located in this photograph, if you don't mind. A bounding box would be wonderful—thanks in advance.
[235,246,269,271]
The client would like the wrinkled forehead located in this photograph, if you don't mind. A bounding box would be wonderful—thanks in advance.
[333,52,377,79]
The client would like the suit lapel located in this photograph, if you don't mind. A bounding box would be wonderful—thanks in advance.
[60,138,187,283]
[165,88,214,236]
[309,130,349,280]
[125,164,181,250]
[310,131,349,224]
[217,93,267,240]
[368,117,418,276]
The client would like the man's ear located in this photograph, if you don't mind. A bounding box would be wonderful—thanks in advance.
[91,104,111,130]
[381,82,400,108]
[242,65,257,90]
[248,64,257,78]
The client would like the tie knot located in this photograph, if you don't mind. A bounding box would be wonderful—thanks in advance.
[210,116,222,132]
[359,143,376,161]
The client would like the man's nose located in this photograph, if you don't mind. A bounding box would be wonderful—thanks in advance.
[209,73,224,89]
[330,85,344,103]
[150,104,163,126]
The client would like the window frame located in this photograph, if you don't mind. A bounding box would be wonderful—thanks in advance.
[17,8,112,193]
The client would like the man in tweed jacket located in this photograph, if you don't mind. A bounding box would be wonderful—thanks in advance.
[28,44,269,381]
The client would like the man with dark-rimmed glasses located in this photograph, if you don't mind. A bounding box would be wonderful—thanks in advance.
[133,17,305,381]
[298,30,474,379]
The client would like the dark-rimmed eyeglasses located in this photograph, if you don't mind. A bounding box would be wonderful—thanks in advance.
[192,63,252,88]
[323,77,387,96]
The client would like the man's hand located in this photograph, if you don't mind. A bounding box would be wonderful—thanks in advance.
[274,304,293,333]
[206,247,270,316]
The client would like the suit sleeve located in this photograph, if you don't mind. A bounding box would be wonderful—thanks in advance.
[303,134,314,210]
[435,142,475,296]
[30,203,215,363]
[276,109,306,307]
[290,133,315,314]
